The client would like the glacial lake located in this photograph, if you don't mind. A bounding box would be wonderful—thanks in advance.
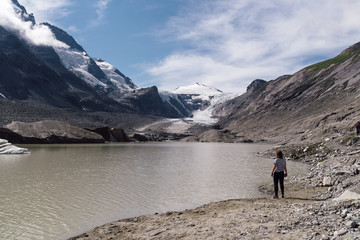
[0,142,308,240]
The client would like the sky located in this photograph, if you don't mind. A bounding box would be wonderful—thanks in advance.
[4,0,360,93]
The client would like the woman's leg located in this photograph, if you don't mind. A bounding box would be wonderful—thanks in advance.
[273,173,279,198]
[279,172,285,197]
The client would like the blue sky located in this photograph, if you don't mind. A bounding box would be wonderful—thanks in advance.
[10,0,360,93]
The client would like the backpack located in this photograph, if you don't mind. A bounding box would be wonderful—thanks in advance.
[355,121,360,127]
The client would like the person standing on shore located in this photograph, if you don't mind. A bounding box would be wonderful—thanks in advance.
[271,150,287,199]
[355,121,360,135]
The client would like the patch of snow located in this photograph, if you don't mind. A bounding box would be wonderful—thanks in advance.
[186,109,217,125]
[94,58,138,91]
[0,93,6,98]
[0,139,29,154]
[54,48,107,88]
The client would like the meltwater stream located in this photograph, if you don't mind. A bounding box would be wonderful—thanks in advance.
[0,142,308,239]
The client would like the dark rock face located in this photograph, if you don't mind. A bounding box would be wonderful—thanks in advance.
[0,120,105,144]
[120,87,190,118]
[88,127,131,142]
[11,0,35,24]
[132,134,149,142]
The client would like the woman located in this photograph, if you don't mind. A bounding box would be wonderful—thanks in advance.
[271,150,287,199]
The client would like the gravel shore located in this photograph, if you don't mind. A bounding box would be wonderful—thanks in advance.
[69,136,360,240]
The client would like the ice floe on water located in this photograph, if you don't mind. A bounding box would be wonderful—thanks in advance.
[0,139,29,154]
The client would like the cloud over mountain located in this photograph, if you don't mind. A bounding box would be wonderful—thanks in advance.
[0,0,68,48]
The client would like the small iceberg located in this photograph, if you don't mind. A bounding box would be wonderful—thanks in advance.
[0,139,29,154]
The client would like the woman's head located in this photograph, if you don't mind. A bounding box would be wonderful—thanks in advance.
[276,150,283,159]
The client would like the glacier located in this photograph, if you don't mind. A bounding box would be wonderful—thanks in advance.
[174,83,238,124]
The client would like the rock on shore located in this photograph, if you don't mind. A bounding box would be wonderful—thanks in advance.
[0,120,105,144]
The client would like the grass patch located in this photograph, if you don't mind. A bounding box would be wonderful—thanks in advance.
[307,49,360,72]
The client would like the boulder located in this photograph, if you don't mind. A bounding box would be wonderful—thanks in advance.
[132,134,149,142]
[0,120,104,144]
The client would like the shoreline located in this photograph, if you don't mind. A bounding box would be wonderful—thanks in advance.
[68,184,359,240]
[69,139,360,240]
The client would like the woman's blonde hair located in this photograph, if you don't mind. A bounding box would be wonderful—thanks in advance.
[276,150,283,159]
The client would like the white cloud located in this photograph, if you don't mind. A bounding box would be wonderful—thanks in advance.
[19,0,72,23]
[0,0,68,48]
[146,0,360,93]
[90,0,112,27]
[96,0,112,20]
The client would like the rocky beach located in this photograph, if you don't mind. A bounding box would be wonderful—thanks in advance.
[69,134,360,240]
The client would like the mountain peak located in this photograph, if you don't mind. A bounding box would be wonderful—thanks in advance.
[339,41,360,56]
[11,0,35,24]
[246,79,266,92]
[43,23,85,52]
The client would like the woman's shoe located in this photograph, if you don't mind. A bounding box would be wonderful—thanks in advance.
[273,195,278,199]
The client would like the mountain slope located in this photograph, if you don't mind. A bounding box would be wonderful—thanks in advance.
[204,42,360,143]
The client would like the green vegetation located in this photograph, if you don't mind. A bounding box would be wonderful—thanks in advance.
[307,49,360,72]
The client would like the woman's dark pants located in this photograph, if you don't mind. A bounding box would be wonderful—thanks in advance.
[273,171,284,197]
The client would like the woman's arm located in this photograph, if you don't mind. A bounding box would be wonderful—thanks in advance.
[284,163,287,176]
[271,164,276,176]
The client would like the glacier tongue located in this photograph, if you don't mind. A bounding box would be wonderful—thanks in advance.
[0,139,29,154]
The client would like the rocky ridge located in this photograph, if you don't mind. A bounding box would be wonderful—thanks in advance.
[205,42,360,144]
